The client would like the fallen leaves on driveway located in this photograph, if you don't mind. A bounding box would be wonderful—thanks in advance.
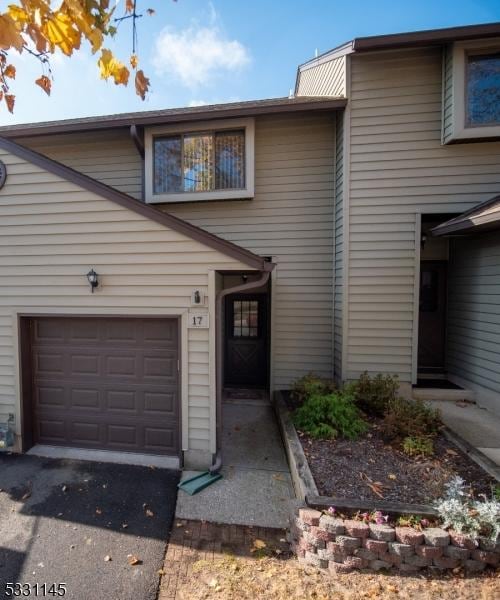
[127,554,142,566]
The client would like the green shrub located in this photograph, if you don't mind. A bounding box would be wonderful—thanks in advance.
[382,396,441,441]
[402,435,434,458]
[293,390,368,440]
[352,372,399,417]
[495,485,500,502]
[290,372,336,406]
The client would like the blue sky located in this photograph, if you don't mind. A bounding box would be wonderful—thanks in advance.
[2,0,500,125]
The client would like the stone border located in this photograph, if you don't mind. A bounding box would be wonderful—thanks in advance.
[273,391,318,501]
[289,507,500,574]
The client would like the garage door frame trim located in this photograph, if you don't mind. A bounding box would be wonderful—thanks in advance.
[17,313,183,461]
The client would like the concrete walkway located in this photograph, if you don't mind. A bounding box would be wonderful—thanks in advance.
[429,399,500,476]
[175,398,295,528]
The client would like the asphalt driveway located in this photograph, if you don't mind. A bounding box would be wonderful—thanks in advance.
[0,453,179,600]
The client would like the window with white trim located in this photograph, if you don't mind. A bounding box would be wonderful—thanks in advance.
[145,118,255,203]
[444,40,500,143]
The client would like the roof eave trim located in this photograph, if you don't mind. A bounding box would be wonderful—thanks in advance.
[352,21,500,53]
[432,214,500,236]
[2,98,348,139]
[0,136,274,271]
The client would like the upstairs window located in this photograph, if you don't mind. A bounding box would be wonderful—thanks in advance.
[154,130,245,194]
[466,52,500,127]
[444,41,500,143]
[145,118,254,203]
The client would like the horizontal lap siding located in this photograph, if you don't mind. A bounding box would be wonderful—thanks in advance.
[447,233,500,394]
[348,48,500,382]
[20,130,142,199]
[296,56,346,97]
[0,149,248,451]
[17,114,337,391]
[165,114,336,389]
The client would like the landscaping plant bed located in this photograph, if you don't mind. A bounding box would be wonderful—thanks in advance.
[283,392,496,504]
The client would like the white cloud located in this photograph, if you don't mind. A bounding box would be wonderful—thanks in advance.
[152,25,250,88]
[188,99,208,107]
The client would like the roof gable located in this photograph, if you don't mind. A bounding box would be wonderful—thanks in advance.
[0,136,273,271]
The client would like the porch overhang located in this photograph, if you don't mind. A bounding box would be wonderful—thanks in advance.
[431,194,500,236]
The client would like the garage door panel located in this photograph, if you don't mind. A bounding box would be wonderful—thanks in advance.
[144,391,176,415]
[35,351,65,376]
[105,389,138,412]
[34,318,66,343]
[69,320,101,343]
[71,421,101,444]
[105,354,137,377]
[107,424,137,447]
[37,418,66,443]
[143,354,176,379]
[71,353,100,376]
[36,385,65,408]
[29,317,180,456]
[71,388,100,410]
[143,320,177,344]
[144,426,176,452]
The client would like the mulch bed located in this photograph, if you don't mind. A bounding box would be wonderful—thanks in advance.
[283,394,496,504]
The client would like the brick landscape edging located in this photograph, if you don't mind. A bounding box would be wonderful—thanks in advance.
[288,507,500,574]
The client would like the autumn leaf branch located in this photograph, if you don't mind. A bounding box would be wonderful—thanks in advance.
[0,0,153,113]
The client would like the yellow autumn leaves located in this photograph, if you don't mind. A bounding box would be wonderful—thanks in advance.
[0,0,151,112]
[99,49,129,85]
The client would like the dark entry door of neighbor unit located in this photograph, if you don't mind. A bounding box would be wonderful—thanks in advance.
[225,295,268,387]
[27,316,179,456]
[418,261,448,372]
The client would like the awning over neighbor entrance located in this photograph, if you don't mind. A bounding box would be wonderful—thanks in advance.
[432,194,500,236]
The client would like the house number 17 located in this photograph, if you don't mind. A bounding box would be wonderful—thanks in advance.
[188,313,209,328]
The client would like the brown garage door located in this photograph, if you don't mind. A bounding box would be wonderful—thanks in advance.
[28,317,179,456]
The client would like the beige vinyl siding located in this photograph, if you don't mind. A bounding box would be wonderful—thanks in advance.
[18,113,337,390]
[296,56,346,97]
[333,110,344,383]
[0,148,249,453]
[347,47,500,382]
[442,45,454,144]
[20,129,142,199]
[447,232,500,397]
[165,113,336,389]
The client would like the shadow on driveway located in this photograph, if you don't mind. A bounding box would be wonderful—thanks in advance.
[0,453,179,600]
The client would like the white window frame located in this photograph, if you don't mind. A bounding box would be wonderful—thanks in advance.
[450,39,500,141]
[145,118,255,203]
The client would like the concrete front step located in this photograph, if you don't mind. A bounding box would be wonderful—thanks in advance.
[412,388,476,402]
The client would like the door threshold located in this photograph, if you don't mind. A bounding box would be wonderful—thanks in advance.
[27,445,180,470]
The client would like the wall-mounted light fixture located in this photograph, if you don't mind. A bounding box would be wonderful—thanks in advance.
[191,289,204,305]
[86,268,99,293]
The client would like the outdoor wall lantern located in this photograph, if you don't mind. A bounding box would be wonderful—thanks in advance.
[86,268,99,293]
